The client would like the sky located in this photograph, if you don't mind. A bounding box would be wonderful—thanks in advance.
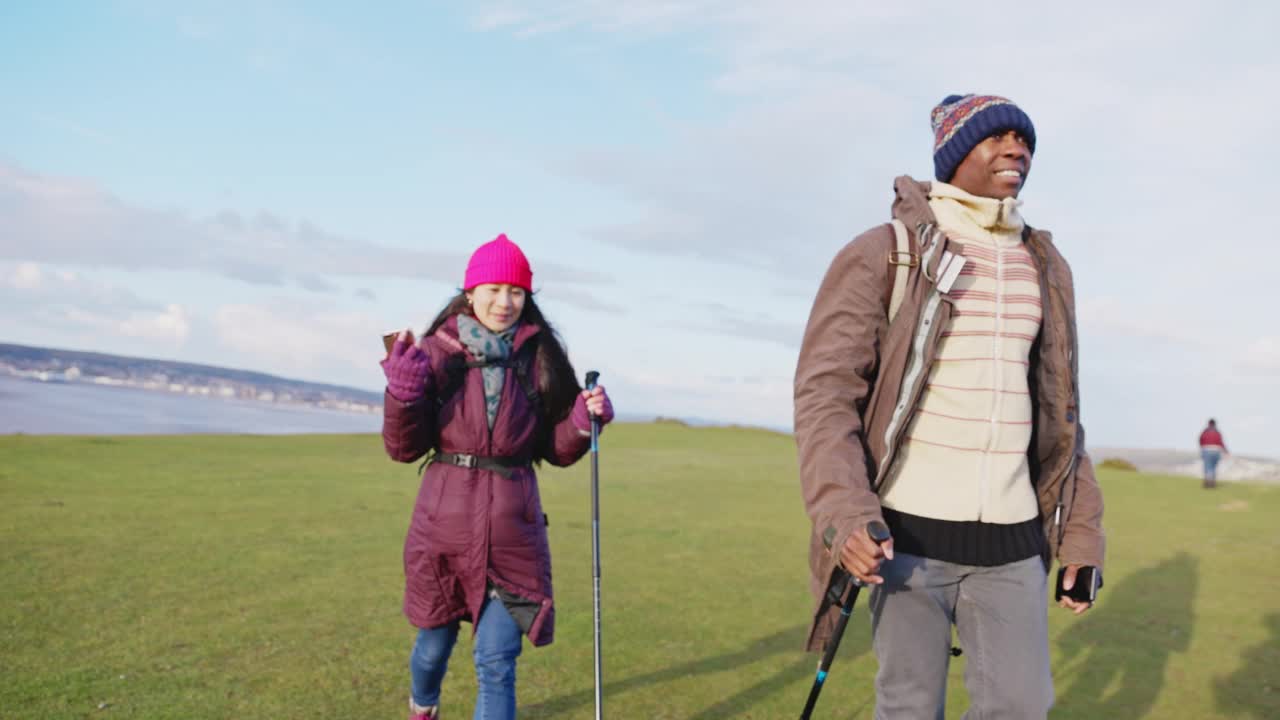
[2,1,1278,456]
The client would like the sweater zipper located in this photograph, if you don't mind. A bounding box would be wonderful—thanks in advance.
[979,233,1007,521]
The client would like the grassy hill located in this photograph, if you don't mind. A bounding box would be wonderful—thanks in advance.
[1,425,1276,718]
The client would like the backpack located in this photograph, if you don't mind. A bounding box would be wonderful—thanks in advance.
[416,341,545,474]
[435,341,542,418]
[887,218,916,324]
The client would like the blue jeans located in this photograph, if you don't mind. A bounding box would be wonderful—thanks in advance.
[1202,448,1222,482]
[410,598,524,719]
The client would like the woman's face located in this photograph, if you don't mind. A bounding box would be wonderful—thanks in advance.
[467,283,527,333]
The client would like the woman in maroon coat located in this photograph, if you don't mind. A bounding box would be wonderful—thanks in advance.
[381,234,614,720]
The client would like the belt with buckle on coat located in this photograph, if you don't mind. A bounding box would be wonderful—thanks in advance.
[434,452,531,477]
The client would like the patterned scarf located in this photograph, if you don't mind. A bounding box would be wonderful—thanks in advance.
[456,314,517,429]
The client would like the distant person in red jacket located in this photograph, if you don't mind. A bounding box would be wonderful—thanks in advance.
[1198,419,1228,489]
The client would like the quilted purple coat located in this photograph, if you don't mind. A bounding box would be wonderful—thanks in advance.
[382,315,590,646]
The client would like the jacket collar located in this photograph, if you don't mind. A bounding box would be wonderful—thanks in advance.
[890,175,936,230]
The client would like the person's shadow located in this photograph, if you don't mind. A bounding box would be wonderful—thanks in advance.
[521,622,871,718]
[1213,612,1280,718]
[1052,552,1197,717]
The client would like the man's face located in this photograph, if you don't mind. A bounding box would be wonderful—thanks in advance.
[949,129,1032,199]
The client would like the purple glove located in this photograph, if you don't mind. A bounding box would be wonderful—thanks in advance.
[571,386,615,432]
[381,337,431,402]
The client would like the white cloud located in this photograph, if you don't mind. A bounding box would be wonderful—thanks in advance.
[1,260,385,387]
[0,161,612,306]
[1239,337,1280,373]
[566,83,910,274]
[53,303,190,344]
[10,262,42,289]
[674,300,804,349]
[212,301,385,385]
[479,0,1280,289]
[468,1,1280,455]
[120,304,190,343]
[3,261,191,345]
[534,285,626,315]
[7,3,1278,455]
[1077,296,1213,350]
[4,261,154,312]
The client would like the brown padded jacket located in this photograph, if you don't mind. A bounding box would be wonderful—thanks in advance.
[794,176,1105,652]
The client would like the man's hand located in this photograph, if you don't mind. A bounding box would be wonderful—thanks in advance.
[839,523,895,585]
[1057,564,1094,616]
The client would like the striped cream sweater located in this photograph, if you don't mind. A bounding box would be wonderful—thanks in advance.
[879,182,1042,525]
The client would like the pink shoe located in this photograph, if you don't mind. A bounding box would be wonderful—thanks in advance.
[409,700,438,719]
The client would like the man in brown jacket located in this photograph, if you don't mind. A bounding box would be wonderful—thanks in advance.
[795,94,1105,718]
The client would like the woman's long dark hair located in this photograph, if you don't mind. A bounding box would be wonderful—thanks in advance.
[426,292,582,424]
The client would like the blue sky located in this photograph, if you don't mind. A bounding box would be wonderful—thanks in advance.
[2,1,1278,456]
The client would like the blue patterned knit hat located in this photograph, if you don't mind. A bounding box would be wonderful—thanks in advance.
[931,94,1036,182]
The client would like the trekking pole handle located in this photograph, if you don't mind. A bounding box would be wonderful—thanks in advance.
[823,520,891,551]
[866,520,891,544]
[825,520,892,586]
[584,371,600,420]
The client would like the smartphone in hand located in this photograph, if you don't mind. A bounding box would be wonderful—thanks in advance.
[382,329,415,357]
[1055,566,1102,603]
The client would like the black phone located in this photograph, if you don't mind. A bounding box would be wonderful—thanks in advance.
[1055,566,1102,603]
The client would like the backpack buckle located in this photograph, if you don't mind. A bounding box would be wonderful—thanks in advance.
[889,251,918,268]
[454,453,477,469]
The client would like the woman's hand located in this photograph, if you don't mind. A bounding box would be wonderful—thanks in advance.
[380,329,431,402]
[571,385,615,431]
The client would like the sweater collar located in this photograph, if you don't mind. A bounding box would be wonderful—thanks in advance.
[928,181,1025,235]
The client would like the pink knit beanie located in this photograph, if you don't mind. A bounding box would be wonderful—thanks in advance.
[463,233,533,291]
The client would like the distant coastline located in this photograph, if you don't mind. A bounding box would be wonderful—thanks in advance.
[0,374,380,435]
[6,344,1272,481]
[0,342,380,416]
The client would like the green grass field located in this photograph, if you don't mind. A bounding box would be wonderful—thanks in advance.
[2,425,1277,719]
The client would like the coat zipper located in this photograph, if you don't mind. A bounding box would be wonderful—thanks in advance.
[876,224,947,489]
[1026,233,1079,551]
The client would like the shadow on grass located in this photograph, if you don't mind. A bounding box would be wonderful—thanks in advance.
[522,623,872,718]
[1213,612,1280,719]
[685,642,873,720]
[1053,552,1197,717]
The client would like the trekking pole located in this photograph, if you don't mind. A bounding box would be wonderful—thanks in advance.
[585,370,604,720]
[799,520,892,720]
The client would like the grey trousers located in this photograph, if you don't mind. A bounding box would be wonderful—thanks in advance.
[868,553,1054,719]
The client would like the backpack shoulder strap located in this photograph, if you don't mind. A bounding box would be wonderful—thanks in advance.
[450,345,541,411]
[510,344,541,411]
[435,354,468,408]
[887,219,916,323]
